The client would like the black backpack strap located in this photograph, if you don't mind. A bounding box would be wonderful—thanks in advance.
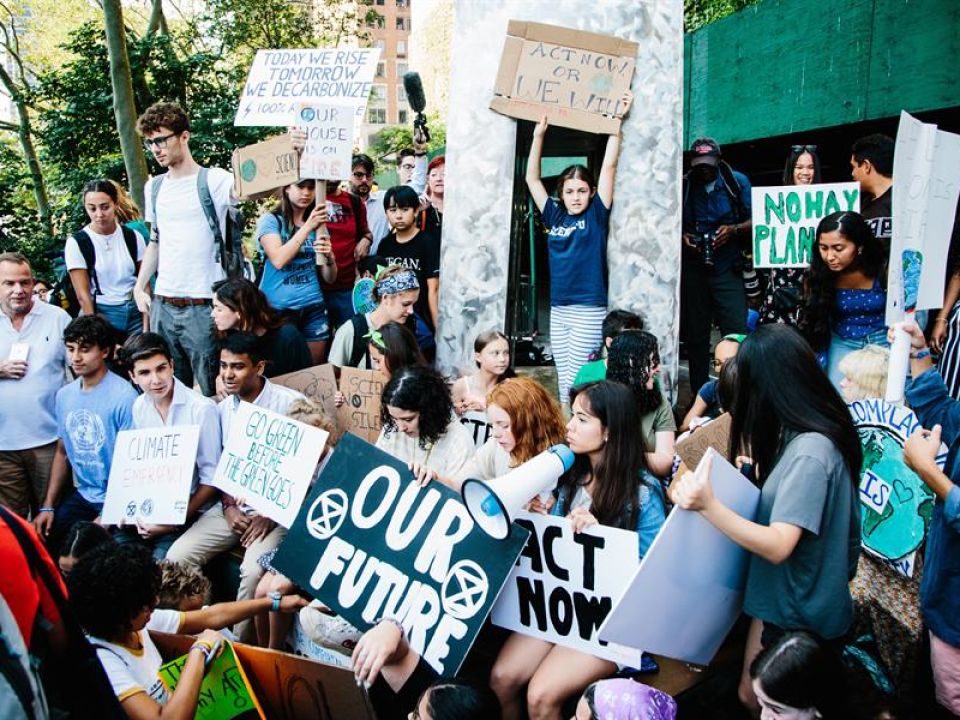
[348,315,370,368]
[717,161,749,223]
[119,225,139,267]
[72,230,100,296]
[197,167,227,263]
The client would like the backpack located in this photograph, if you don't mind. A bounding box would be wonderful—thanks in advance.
[348,314,371,368]
[0,594,48,720]
[69,227,139,297]
[150,168,245,280]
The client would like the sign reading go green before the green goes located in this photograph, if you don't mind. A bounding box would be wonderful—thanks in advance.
[751,182,860,268]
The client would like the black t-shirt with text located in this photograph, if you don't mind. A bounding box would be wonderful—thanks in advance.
[377,229,441,329]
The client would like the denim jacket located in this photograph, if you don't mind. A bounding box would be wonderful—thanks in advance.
[552,471,666,559]
[905,368,960,646]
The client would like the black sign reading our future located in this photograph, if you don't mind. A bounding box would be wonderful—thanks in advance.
[272,434,530,676]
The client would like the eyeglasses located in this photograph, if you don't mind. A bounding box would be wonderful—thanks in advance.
[352,171,374,180]
[791,144,817,154]
[142,133,178,150]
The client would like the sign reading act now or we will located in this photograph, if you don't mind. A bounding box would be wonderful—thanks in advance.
[751,182,860,268]
[235,48,381,127]
[492,511,641,666]
[272,434,529,676]
[212,401,328,528]
[491,21,637,135]
[101,426,200,526]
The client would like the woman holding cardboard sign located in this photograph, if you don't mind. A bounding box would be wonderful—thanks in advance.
[490,381,666,720]
[669,324,861,713]
[526,91,632,403]
[255,178,338,364]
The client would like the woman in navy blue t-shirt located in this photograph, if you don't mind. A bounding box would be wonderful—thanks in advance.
[526,91,633,402]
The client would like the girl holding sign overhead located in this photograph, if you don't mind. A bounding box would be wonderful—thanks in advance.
[801,210,888,387]
[526,91,633,402]
[490,381,666,720]
[670,324,861,714]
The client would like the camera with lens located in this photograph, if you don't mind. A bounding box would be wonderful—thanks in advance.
[691,231,716,267]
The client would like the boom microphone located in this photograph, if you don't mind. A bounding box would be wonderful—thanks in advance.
[402,71,431,143]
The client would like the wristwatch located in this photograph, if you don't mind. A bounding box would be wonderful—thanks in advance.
[269,591,282,612]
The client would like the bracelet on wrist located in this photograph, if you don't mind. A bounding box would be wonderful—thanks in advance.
[189,643,213,661]
[38,507,54,514]
[268,591,282,612]
[935,317,948,324]
[911,348,932,360]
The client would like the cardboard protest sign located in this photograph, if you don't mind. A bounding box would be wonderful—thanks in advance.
[101,426,200,525]
[232,134,299,200]
[158,640,264,720]
[212,402,328,528]
[460,410,493,451]
[751,182,860,268]
[298,103,355,181]
[848,398,945,576]
[151,632,374,720]
[675,413,731,471]
[886,111,960,324]
[336,367,387,443]
[235,48,380,127]
[272,364,339,421]
[490,21,637,134]
[491,511,641,665]
[272,433,530,676]
[600,449,759,665]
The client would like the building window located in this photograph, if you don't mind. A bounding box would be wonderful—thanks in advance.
[397,84,407,103]
[376,62,385,78]
[371,84,387,102]
[396,62,408,78]
[397,40,406,56]
[396,17,405,30]
[375,0,384,5]
[368,108,387,124]
[398,110,408,124]
[374,39,385,50]
[396,0,407,6]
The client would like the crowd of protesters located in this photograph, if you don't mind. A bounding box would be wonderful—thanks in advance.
[1,95,959,720]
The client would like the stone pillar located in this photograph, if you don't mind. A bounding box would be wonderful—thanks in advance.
[437,0,683,397]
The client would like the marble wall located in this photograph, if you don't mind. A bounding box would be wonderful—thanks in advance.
[436,0,683,398]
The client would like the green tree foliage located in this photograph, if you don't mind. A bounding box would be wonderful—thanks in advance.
[684,0,763,32]
[368,113,446,165]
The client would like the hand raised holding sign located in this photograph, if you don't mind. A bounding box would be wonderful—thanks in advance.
[903,424,943,478]
[410,461,439,488]
[669,453,716,512]
[568,506,598,533]
[352,619,406,689]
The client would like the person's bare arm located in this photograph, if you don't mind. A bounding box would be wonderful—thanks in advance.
[181,594,307,634]
[596,90,633,208]
[525,116,550,213]
[134,242,158,313]
[645,430,675,477]
[427,277,439,331]
[681,396,710,432]
[34,440,70,538]
[68,269,95,315]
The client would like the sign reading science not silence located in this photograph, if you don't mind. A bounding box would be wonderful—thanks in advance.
[272,434,529,676]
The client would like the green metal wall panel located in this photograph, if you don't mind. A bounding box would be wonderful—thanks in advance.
[684,0,960,146]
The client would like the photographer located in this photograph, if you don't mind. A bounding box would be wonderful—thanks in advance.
[681,137,752,394]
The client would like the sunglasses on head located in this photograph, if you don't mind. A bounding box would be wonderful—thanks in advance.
[791,144,817,154]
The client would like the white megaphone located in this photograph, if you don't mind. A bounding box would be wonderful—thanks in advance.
[461,444,575,540]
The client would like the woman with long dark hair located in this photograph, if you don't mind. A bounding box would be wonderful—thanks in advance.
[255,179,337,364]
[670,324,861,713]
[490,381,666,720]
[801,210,887,387]
[210,278,310,377]
[758,145,822,328]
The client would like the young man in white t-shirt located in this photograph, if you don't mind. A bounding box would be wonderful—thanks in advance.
[133,102,233,397]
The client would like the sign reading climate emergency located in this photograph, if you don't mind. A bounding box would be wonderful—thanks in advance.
[212,401,328,528]
[272,434,529,675]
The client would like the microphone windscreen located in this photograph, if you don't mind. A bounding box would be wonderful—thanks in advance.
[403,72,427,113]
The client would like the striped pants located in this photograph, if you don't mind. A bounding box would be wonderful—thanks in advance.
[940,301,960,399]
[551,304,606,402]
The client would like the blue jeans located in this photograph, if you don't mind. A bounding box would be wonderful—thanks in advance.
[827,329,890,388]
[96,299,142,338]
[49,489,102,558]
[113,525,183,561]
[150,300,218,396]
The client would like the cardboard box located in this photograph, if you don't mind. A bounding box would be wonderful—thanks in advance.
[490,20,638,134]
[232,134,300,200]
[151,632,375,719]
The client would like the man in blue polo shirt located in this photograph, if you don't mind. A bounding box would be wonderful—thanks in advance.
[33,315,137,555]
